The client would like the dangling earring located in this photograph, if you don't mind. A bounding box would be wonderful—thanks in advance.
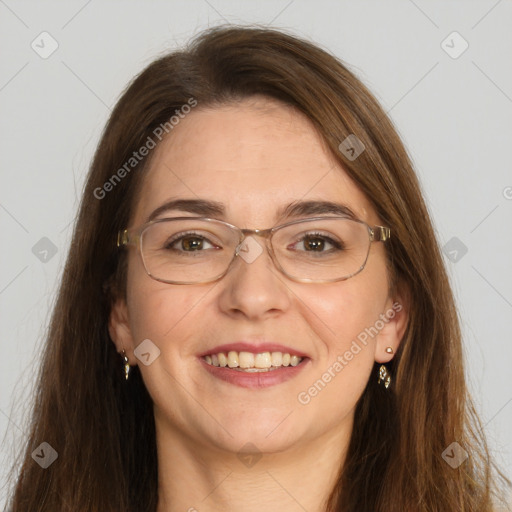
[122,349,131,381]
[378,364,391,388]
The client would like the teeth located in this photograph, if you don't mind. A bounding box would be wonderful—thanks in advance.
[239,351,254,368]
[227,351,239,368]
[232,366,280,373]
[254,352,271,369]
[271,352,282,367]
[203,350,304,369]
[290,355,301,367]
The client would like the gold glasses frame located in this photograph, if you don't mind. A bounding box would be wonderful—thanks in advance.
[117,216,391,285]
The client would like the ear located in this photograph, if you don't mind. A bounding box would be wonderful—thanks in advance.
[374,293,409,364]
[109,298,137,366]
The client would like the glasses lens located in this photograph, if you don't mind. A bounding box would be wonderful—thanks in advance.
[140,219,239,283]
[138,217,372,284]
[272,218,371,281]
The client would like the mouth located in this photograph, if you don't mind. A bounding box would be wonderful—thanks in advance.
[202,350,306,372]
[198,342,310,388]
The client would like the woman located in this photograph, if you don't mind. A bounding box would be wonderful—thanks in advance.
[6,25,511,511]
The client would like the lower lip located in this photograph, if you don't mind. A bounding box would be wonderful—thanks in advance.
[199,357,310,389]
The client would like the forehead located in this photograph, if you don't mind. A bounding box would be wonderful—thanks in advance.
[131,97,375,227]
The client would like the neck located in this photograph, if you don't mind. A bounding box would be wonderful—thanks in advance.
[155,413,352,512]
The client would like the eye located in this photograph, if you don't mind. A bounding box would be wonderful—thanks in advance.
[165,232,218,252]
[288,232,344,253]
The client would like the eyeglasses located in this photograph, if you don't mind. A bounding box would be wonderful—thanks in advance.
[117,216,390,285]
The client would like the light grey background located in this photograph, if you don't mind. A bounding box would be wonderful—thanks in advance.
[1,0,511,507]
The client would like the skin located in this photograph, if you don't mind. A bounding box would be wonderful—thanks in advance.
[109,96,408,512]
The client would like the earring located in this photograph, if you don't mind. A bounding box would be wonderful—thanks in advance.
[122,349,131,381]
[378,365,391,388]
[385,346,394,354]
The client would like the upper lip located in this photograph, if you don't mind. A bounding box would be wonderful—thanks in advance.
[198,342,309,359]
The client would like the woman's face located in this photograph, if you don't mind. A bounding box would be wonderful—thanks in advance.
[110,96,406,457]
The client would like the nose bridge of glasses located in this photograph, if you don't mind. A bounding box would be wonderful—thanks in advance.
[239,227,272,238]
[233,227,274,259]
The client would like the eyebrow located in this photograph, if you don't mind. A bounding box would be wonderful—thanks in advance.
[145,198,357,224]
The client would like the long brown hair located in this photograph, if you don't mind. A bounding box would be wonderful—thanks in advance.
[6,25,511,511]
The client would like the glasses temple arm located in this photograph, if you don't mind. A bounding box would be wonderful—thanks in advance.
[117,230,129,247]
[372,226,391,242]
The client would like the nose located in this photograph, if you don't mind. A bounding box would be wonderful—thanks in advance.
[217,235,291,320]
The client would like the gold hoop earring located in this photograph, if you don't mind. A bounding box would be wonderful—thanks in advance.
[122,349,131,381]
[378,365,391,388]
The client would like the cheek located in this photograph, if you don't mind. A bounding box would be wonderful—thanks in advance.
[296,282,384,419]
[125,254,202,346]
[302,260,390,405]
[128,284,203,347]
[300,276,388,356]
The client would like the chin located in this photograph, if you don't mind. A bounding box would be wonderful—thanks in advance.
[202,415,302,453]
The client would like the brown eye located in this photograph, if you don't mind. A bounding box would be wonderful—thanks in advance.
[303,236,326,252]
[165,232,217,252]
[289,232,343,253]
[180,236,205,251]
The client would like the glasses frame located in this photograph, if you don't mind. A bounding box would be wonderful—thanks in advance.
[117,216,391,285]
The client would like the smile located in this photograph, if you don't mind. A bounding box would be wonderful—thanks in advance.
[203,350,303,371]
[200,350,309,389]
